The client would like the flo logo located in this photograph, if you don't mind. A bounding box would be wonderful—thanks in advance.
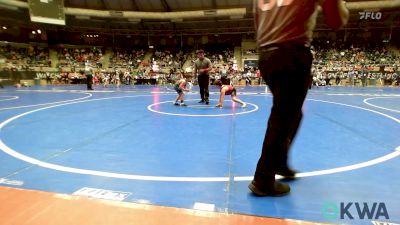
[321,202,389,220]
[359,11,382,20]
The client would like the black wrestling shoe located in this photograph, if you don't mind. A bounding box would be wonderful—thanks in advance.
[198,100,205,103]
[276,167,297,180]
[205,101,209,105]
[248,180,290,197]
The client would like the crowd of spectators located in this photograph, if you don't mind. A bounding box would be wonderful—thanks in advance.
[0,45,50,71]
[57,46,104,68]
[1,42,399,87]
[311,41,399,86]
[109,48,146,69]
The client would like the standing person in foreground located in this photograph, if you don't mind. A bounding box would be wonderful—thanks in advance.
[193,49,212,104]
[249,0,349,196]
[214,80,246,108]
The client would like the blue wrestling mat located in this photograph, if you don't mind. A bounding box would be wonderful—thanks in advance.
[0,84,399,225]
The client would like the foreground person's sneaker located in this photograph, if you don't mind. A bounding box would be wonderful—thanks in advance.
[248,180,290,197]
[276,167,297,180]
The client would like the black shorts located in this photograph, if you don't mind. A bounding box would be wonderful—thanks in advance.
[174,85,183,94]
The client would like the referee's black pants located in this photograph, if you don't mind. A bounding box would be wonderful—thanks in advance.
[197,73,209,102]
[86,74,93,90]
[253,43,312,186]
